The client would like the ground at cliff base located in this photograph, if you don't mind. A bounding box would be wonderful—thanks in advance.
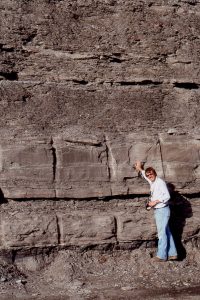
[0,248,200,299]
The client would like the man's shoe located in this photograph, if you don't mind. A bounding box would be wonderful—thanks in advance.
[168,256,178,261]
[153,256,167,262]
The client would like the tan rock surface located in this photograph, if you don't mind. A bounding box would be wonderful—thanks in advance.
[0,198,199,249]
[0,0,200,297]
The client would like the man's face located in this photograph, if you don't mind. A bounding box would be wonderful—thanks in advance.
[145,171,156,182]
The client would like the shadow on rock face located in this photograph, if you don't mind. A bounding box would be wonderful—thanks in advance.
[167,183,193,261]
[0,188,8,204]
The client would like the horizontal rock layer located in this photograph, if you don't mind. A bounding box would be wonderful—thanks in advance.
[0,0,199,136]
[0,198,199,250]
[0,133,199,199]
[1,0,200,83]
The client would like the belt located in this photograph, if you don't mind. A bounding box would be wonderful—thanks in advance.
[154,205,169,209]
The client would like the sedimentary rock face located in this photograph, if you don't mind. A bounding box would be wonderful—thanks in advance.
[0,0,199,256]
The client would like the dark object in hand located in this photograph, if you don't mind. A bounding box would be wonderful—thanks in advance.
[145,199,151,211]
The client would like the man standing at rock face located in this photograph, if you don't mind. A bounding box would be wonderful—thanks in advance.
[135,161,178,262]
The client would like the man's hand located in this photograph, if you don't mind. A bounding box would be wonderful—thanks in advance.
[134,161,143,172]
[148,200,160,207]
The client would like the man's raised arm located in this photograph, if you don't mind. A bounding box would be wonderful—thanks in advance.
[134,161,151,184]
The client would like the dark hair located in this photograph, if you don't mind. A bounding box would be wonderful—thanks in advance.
[145,167,157,176]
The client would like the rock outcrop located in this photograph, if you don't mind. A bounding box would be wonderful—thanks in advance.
[0,133,199,200]
[0,0,199,270]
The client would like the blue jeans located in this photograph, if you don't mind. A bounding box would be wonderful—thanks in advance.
[154,206,177,260]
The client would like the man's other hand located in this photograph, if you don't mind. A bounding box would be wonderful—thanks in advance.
[134,161,143,172]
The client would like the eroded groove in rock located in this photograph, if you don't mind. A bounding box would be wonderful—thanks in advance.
[56,215,61,245]
[157,139,166,180]
[0,72,18,81]
[119,80,162,86]
[0,44,15,53]
[104,136,117,185]
[72,79,88,85]
[113,216,118,243]
[105,143,112,184]
[50,137,57,183]
[173,82,199,89]
[22,32,37,45]
[181,0,198,5]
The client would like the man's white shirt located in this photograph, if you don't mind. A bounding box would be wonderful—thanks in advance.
[141,170,170,209]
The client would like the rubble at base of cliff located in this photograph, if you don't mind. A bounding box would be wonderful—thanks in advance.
[0,247,199,299]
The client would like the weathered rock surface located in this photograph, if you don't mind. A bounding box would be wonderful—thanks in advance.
[0,137,55,198]
[0,198,199,250]
[0,133,199,199]
[0,1,200,297]
[58,212,116,246]
[2,212,58,248]
[0,0,200,136]
[0,0,200,198]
